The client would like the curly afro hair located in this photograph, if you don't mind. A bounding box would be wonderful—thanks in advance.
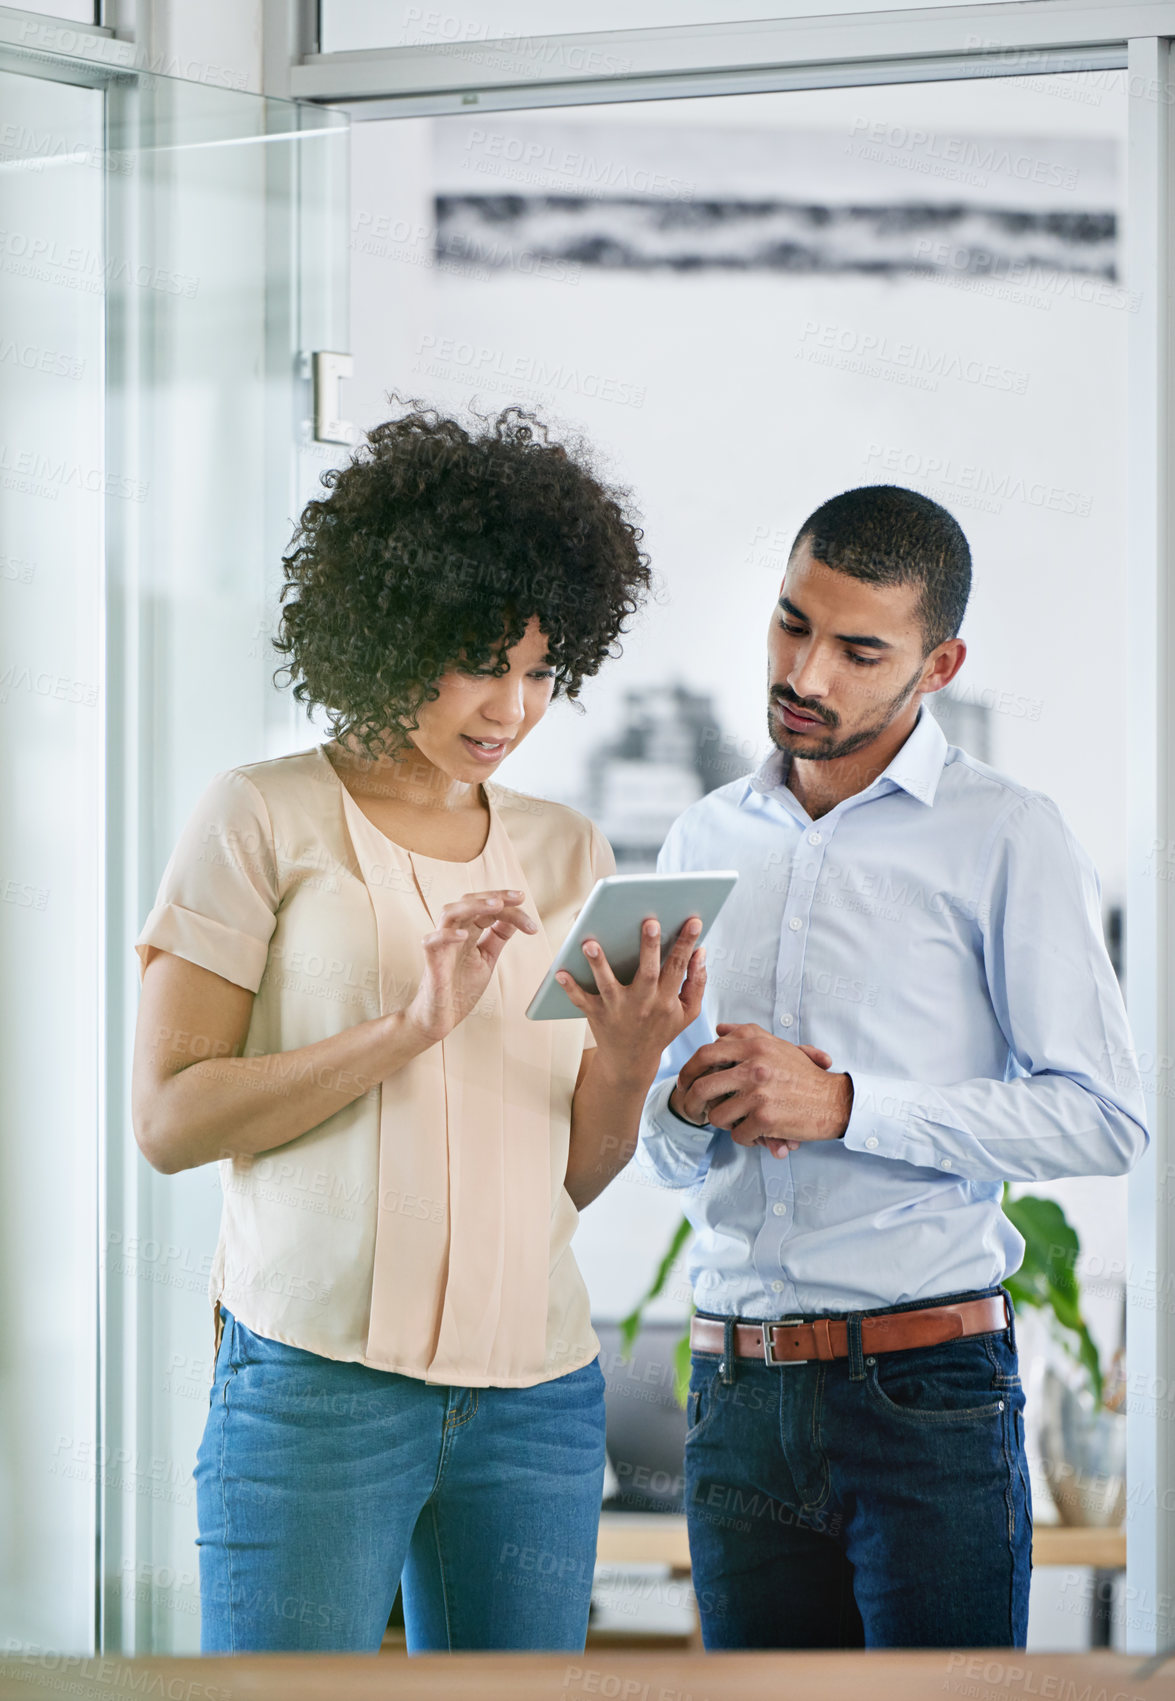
[273,400,652,759]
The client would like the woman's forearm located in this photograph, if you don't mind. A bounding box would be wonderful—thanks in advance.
[565,1048,657,1210]
[142,1012,430,1174]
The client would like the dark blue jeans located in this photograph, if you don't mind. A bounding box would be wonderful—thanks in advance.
[195,1309,607,1653]
[685,1286,1032,1649]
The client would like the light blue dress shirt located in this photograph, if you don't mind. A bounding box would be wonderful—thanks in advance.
[635,706,1148,1318]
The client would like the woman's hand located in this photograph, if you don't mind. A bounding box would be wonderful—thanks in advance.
[405,889,537,1044]
[555,917,707,1086]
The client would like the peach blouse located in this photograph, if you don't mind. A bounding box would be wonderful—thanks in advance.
[134,744,614,1388]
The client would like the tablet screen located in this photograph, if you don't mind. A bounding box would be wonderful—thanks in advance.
[525,870,738,1021]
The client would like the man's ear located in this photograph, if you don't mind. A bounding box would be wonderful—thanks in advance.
[919,637,966,697]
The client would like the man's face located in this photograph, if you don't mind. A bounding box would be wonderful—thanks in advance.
[767,542,941,764]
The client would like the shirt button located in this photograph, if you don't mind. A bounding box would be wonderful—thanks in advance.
[807,830,822,845]
[788,917,802,932]
[865,1136,879,1150]
[940,1158,954,1171]
[780,1014,794,1028]
[771,1280,785,1293]
[773,1202,787,1216]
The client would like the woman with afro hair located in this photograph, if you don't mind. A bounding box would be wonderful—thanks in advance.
[131,403,707,1655]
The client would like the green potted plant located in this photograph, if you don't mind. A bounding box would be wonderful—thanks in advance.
[1001,1186,1108,1403]
[1002,1188,1126,1526]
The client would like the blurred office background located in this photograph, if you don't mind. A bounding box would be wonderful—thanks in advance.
[0,0,1134,1659]
[344,73,1129,1646]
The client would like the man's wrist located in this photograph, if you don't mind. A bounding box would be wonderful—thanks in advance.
[668,1082,708,1129]
[826,1071,853,1139]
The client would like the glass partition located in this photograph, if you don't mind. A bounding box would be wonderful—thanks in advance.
[0,62,104,1656]
[0,33,348,1655]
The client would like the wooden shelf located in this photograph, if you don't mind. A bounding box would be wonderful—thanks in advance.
[1031,1523,1126,1570]
[597,1513,1126,1573]
[597,1512,691,1569]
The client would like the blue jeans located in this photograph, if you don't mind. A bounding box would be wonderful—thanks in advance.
[685,1286,1032,1649]
[195,1308,607,1653]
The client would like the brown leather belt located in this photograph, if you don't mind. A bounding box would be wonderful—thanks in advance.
[691,1294,1009,1367]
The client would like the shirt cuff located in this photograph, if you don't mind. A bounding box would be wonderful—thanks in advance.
[649,1075,709,1132]
[638,1077,716,1174]
[842,1072,923,1162]
[841,1073,961,1173]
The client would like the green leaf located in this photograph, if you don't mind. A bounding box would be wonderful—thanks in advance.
[673,1324,693,1409]
[1002,1185,1103,1405]
[618,1214,693,1359]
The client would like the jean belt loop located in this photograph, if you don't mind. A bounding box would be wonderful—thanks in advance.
[847,1314,866,1382]
[1001,1286,1018,1354]
[720,1317,737,1386]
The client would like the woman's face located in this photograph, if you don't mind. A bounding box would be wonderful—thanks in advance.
[408,615,556,782]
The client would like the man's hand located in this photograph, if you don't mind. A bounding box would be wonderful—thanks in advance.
[671,1023,852,1153]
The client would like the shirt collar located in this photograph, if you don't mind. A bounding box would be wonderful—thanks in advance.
[745,704,948,810]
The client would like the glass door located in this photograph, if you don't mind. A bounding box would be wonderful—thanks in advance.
[0,29,348,1656]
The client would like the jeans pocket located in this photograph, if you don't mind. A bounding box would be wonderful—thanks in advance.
[232,1319,311,1369]
[865,1336,1010,1424]
[685,1357,723,1444]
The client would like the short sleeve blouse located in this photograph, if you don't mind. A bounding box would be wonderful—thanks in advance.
[134,745,615,1388]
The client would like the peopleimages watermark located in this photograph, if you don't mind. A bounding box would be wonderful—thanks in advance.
[949,681,1044,722]
[561,1667,717,1701]
[942,1652,1148,1701]
[846,116,1081,191]
[0,443,147,505]
[0,659,98,708]
[391,7,631,76]
[0,1646,230,1701]
[796,319,1030,395]
[0,338,86,380]
[413,334,645,409]
[0,228,199,298]
[0,875,49,910]
[911,237,1135,316]
[461,127,695,201]
[0,119,133,176]
[351,210,493,282]
[16,16,249,89]
[863,444,1092,519]
[353,208,581,285]
[962,35,1170,112]
[49,1434,193,1507]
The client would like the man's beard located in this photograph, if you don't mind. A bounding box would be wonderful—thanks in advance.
[767,664,924,764]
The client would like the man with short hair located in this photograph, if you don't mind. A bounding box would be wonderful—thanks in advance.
[636,484,1146,1650]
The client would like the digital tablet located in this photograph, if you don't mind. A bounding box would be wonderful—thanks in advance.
[525,870,739,1022]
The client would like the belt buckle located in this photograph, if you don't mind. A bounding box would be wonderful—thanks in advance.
[763,1319,807,1367]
